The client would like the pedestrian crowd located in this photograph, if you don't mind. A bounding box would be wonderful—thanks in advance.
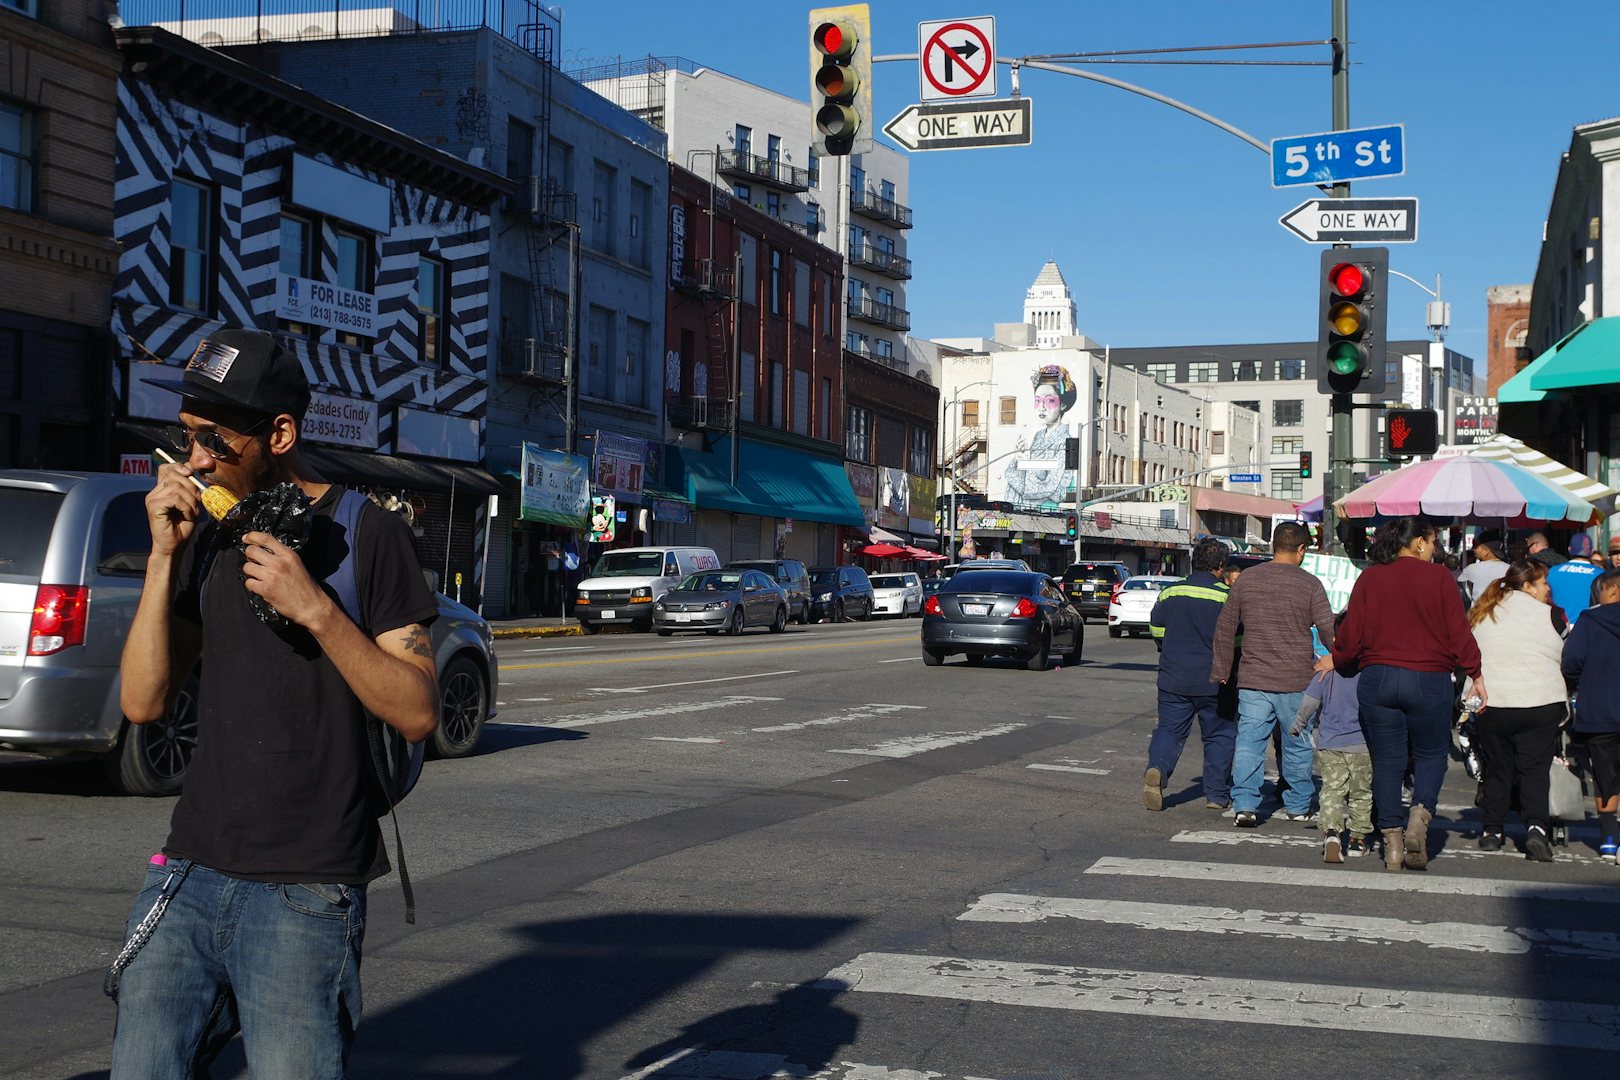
[1144,516,1620,872]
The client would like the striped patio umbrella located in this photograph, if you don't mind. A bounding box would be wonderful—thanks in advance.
[1466,435,1618,516]
[1334,455,1604,526]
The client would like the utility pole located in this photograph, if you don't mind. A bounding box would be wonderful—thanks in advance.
[1323,0,1352,555]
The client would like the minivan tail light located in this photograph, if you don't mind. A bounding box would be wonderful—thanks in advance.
[923,595,941,616]
[1010,597,1038,618]
[29,585,89,656]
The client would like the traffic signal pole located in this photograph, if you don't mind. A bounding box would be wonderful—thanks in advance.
[1324,0,1351,556]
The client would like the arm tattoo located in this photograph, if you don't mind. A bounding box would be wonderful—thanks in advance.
[399,625,433,659]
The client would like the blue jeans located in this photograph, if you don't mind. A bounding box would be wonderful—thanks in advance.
[1231,689,1315,815]
[110,860,366,1080]
[1358,664,1455,829]
[1148,690,1237,805]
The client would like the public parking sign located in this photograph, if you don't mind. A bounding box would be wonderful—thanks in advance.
[1271,123,1404,188]
[918,17,996,101]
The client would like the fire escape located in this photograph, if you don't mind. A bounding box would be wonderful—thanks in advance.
[941,423,986,495]
[668,257,736,439]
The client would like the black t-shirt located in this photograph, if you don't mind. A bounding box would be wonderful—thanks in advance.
[164,485,438,884]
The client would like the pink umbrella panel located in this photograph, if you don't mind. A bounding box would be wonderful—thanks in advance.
[1334,456,1602,527]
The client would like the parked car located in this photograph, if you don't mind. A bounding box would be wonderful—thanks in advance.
[0,469,499,795]
[1108,574,1180,638]
[807,565,875,622]
[652,569,789,636]
[1061,561,1132,622]
[921,569,1083,670]
[869,572,923,617]
[724,558,811,624]
[575,545,720,633]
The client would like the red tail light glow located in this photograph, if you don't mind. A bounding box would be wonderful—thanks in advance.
[1011,597,1038,618]
[1110,585,1123,606]
[923,595,942,616]
[29,585,89,656]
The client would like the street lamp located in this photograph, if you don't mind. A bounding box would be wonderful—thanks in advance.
[1388,269,1450,412]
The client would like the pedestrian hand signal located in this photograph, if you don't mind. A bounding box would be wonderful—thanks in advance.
[1386,408,1439,457]
[1316,247,1388,396]
[809,5,872,156]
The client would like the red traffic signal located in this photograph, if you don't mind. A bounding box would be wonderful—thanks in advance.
[1317,248,1388,396]
[809,5,872,156]
[1386,408,1440,457]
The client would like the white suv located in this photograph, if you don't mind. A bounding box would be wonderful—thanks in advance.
[869,572,923,617]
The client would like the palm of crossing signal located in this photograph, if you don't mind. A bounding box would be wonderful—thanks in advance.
[1390,414,1413,449]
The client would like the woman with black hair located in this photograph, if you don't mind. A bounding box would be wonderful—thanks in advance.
[1332,516,1484,871]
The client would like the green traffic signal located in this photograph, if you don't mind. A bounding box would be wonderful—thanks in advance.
[1327,341,1365,376]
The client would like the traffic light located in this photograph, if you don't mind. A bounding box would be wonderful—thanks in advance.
[1299,451,1313,479]
[1065,514,1078,539]
[1386,408,1440,457]
[810,5,872,156]
[1316,247,1389,396]
[1064,436,1080,470]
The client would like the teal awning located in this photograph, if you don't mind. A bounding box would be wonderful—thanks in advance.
[667,438,866,528]
[1503,318,1620,402]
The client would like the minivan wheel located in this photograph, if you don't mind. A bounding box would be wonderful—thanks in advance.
[431,655,487,759]
[106,674,200,796]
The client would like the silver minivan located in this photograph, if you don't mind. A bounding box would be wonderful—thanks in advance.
[0,470,499,795]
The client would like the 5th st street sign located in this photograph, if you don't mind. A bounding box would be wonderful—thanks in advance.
[1279,197,1419,243]
[883,97,1032,152]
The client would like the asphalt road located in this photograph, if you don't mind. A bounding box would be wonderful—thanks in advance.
[2,617,1618,1079]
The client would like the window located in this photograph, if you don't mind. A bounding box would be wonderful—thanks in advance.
[331,229,372,346]
[874,285,894,307]
[961,400,979,428]
[1210,431,1226,455]
[846,404,872,461]
[792,368,810,434]
[625,317,650,409]
[846,331,867,354]
[999,396,1017,425]
[808,150,820,187]
[586,304,613,398]
[1,0,39,17]
[590,161,616,255]
[1273,399,1304,427]
[1232,359,1261,381]
[769,359,784,427]
[1271,470,1304,501]
[874,338,894,360]
[737,233,757,304]
[168,178,214,312]
[739,351,758,421]
[849,223,867,252]
[1233,400,1260,415]
[735,125,752,157]
[821,271,834,335]
[769,249,783,315]
[806,202,821,234]
[909,426,932,477]
[876,416,905,469]
[499,273,532,355]
[629,179,651,269]
[1146,363,1176,384]
[278,214,314,336]
[0,100,36,212]
[820,377,832,439]
[850,163,865,193]
[767,133,781,162]
[880,178,895,202]
[766,190,781,218]
[417,255,447,366]
[1187,361,1218,383]
[505,117,534,181]
[547,137,574,195]
[847,275,862,305]
[1275,357,1305,380]
[1271,435,1304,456]
[1160,508,1177,528]
[793,259,810,327]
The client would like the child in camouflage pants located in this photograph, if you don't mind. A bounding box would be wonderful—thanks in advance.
[1293,662,1372,863]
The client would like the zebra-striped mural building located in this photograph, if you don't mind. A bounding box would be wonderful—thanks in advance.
[110,28,512,602]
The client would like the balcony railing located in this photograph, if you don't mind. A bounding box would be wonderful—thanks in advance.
[785,218,823,239]
[497,336,566,384]
[850,187,913,228]
[847,296,910,332]
[120,0,557,53]
[717,149,810,192]
[666,396,733,432]
[848,243,911,280]
[671,259,735,299]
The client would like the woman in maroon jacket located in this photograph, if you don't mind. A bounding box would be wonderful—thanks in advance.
[1332,516,1485,872]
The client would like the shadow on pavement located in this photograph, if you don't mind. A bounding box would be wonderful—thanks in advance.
[623,980,858,1077]
[468,726,589,755]
[0,755,125,797]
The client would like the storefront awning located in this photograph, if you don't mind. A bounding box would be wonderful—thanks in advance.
[1525,317,1620,394]
[666,437,866,528]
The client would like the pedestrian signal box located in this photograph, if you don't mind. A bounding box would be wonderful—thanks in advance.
[1386,408,1440,457]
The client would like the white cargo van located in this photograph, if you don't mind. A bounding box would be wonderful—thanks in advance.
[574,546,721,632]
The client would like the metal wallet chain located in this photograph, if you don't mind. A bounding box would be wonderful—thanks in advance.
[104,861,194,1001]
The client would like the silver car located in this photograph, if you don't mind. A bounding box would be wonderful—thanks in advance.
[0,470,499,795]
[652,569,790,636]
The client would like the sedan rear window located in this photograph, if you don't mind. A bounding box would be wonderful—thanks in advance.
[0,489,66,579]
[942,571,1039,594]
[1124,579,1168,591]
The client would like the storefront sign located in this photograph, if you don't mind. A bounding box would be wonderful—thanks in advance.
[595,431,647,499]
[303,391,378,450]
[120,454,153,476]
[652,499,692,524]
[669,204,686,285]
[1453,396,1498,445]
[846,461,877,503]
[520,442,590,528]
[275,274,378,336]
[908,475,937,536]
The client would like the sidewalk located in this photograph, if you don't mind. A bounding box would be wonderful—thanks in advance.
[487,615,585,639]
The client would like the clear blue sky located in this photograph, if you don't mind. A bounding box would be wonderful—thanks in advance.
[558,0,1620,369]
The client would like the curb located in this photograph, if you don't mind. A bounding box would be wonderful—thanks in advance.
[491,625,586,639]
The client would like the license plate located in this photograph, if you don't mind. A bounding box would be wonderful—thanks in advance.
[675,613,692,622]
[600,609,616,619]
[962,603,990,616]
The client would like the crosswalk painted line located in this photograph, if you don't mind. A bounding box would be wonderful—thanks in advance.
[753,703,926,734]
[958,892,1620,959]
[1171,829,1609,865]
[828,724,1026,759]
[1085,856,1620,902]
[619,1048,995,1079]
[820,952,1620,1050]
[493,694,781,730]
[1025,764,1110,776]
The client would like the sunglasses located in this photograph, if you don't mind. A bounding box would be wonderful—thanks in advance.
[163,417,271,459]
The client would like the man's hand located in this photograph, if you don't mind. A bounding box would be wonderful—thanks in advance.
[1313,654,1335,675]
[240,531,339,631]
[146,462,202,558]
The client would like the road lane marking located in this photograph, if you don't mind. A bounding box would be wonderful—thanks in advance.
[1084,856,1620,903]
[496,694,781,731]
[1025,764,1110,776]
[502,635,915,670]
[1169,829,1608,865]
[877,656,922,663]
[645,737,725,744]
[957,893,1620,960]
[820,952,1620,1050]
[828,724,1026,759]
[602,670,799,693]
[519,645,593,653]
[752,703,925,734]
[618,1050,985,1080]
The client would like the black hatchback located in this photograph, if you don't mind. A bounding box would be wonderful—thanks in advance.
[922,569,1083,670]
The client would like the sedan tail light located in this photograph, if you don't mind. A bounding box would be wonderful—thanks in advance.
[29,584,89,656]
[923,595,942,616]
[1010,597,1038,619]
[1110,585,1123,606]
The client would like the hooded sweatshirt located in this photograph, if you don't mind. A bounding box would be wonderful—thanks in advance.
[1562,603,1620,734]
[1295,669,1366,752]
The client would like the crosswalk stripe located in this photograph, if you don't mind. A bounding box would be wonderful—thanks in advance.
[957,892,1620,959]
[617,1048,994,1079]
[504,694,781,730]
[828,724,1026,759]
[1026,764,1110,776]
[1085,856,1620,902]
[753,703,923,734]
[821,952,1620,1050]
[1170,829,1609,865]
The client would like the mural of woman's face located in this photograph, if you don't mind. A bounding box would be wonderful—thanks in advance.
[1033,382,1064,426]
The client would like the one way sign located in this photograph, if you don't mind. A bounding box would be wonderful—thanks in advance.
[1279,197,1419,244]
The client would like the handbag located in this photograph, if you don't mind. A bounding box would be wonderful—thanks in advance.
[1548,755,1586,823]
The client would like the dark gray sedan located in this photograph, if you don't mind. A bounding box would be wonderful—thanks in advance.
[652,569,790,636]
[921,569,1084,670]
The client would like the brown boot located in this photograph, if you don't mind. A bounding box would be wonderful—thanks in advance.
[1404,805,1432,870]
[1382,827,1405,872]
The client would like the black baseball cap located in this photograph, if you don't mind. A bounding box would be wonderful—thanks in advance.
[148,328,311,419]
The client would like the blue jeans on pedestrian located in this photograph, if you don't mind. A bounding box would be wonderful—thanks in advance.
[110,860,366,1080]
[1357,663,1455,829]
[1231,689,1315,816]
[1148,690,1237,805]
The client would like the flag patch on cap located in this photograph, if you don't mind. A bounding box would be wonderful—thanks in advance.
[185,339,240,383]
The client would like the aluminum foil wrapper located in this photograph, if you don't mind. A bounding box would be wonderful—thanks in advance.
[211,482,314,628]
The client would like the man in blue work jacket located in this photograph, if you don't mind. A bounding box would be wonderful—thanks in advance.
[1144,537,1238,811]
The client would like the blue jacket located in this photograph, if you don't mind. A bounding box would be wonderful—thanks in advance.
[1562,603,1620,734]
[1150,571,1230,696]
[1298,670,1366,751]
[1547,560,1603,625]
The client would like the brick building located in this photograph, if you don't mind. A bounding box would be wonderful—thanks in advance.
[842,347,939,558]
[1485,283,1532,396]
